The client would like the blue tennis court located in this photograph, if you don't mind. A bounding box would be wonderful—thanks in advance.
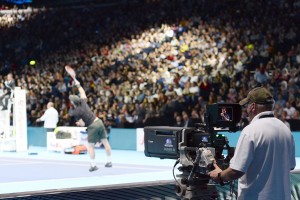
[0,147,176,197]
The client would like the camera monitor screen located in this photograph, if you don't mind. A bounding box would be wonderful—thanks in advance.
[205,103,241,129]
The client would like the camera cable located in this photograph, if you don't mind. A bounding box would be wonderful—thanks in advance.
[172,159,180,185]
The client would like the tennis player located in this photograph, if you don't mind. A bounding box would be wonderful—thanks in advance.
[66,65,112,172]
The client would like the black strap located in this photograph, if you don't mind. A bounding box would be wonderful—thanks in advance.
[259,114,274,119]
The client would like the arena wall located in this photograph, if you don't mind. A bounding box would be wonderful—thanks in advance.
[27,127,300,157]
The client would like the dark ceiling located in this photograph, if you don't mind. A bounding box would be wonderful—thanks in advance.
[1,0,140,8]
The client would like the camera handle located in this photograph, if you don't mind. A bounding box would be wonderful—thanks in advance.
[175,147,219,199]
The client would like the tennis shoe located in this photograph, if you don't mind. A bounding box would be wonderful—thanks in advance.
[89,166,98,172]
[1,107,7,111]
[105,162,112,167]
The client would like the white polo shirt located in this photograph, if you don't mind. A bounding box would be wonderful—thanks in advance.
[230,111,296,200]
[40,107,59,129]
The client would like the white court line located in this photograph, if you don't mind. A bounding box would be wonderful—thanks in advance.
[0,171,173,187]
[0,176,113,185]
[0,162,42,166]
[0,159,172,171]
[0,158,34,162]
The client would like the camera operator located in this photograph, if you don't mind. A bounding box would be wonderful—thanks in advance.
[208,87,296,200]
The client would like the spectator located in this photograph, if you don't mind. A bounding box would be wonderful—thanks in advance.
[173,114,183,127]
[182,110,194,128]
[254,64,270,86]
[292,110,300,119]
[281,110,291,129]
[283,101,296,119]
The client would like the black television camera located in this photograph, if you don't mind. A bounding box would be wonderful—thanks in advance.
[144,103,242,200]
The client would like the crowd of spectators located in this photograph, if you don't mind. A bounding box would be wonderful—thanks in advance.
[0,0,300,130]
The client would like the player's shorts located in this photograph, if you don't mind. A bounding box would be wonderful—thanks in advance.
[87,119,107,143]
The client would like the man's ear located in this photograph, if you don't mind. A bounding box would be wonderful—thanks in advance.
[250,103,256,112]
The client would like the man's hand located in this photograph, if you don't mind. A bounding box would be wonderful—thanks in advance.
[208,163,223,183]
[74,79,80,87]
[209,164,244,185]
[75,119,85,127]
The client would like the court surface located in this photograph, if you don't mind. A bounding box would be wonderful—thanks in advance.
[0,146,299,199]
[0,146,177,197]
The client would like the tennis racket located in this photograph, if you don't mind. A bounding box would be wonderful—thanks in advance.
[65,65,76,80]
[65,65,80,86]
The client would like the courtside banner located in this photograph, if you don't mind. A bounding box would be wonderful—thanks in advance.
[14,87,27,152]
[47,126,87,152]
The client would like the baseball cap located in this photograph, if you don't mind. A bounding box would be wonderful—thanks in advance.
[239,87,274,106]
[69,95,81,105]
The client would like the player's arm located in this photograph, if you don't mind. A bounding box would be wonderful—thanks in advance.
[74,80,87,100]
